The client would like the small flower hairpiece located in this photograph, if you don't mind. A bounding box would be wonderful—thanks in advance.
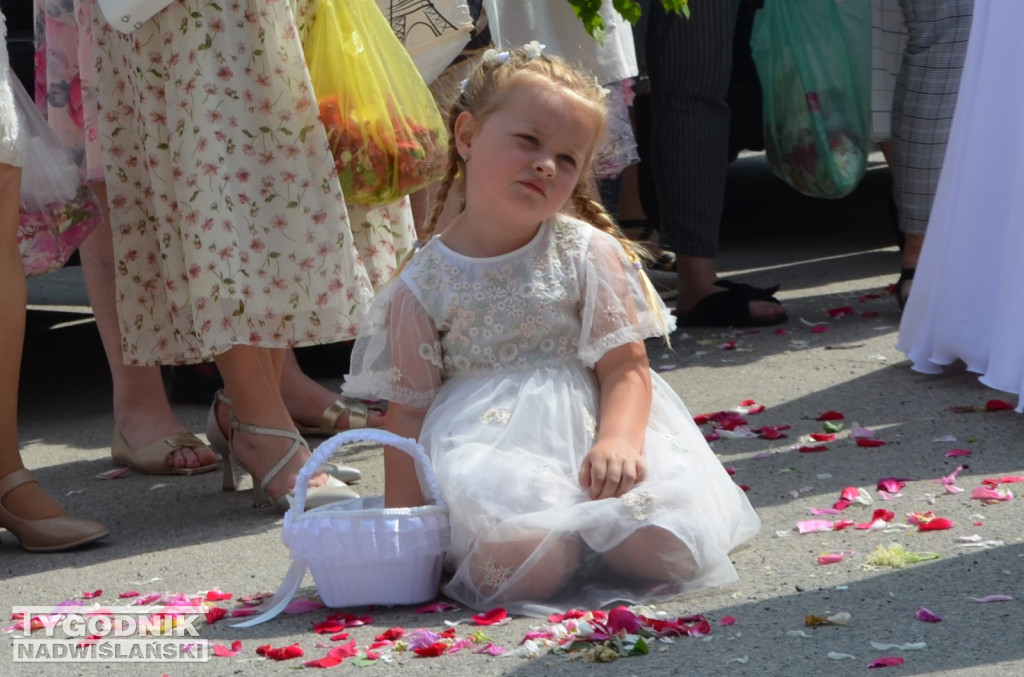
[522,40,546,59]
[481,48,511,66]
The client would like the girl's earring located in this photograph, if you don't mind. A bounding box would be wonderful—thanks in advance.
[461,153,469,163]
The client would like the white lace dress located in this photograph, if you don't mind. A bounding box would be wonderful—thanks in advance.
[344,215,760,615]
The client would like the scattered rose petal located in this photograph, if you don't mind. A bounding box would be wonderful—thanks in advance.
[471,608,508,626]
[871,641,927,651]
[204,607,228,625]
[205,589,233,602]
[810,324,830,333]
[727,655,749,664]
[916,607,942,622]
[966,595,1013,603]
[475,642,505,656]
[256,643,305,660]
[799,445,829,453]
[828,306,854,318]
[828,652,856,660]
[283,599,325,615]
[971,486,1012,503]
[850,422,876,439]
[96,467,130,480]
[213,640,242,657]
[82,590,102,599]
[718,616,736,626]
[859,293,881,302]
[868,656,906,669]
[118,591,140,599]
[877,478,907,493]
[822,421,844,433]
[809,433,836,442]
[946,448,972,457]
[856,438,886,448]
[817,551,849,565]
[413,642,448,657]
[816,410,845,421]
[805,613,850,626]
[787,630,812,638]
[985,399,1014,411]
[415,601,459,614]
[796,519,835,534]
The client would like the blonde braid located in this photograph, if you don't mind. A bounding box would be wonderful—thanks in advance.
[423,142,463,238]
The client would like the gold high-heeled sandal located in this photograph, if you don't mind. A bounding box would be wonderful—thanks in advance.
[206,390,362,484]
[222,417,358,512]
[0,470,109,552]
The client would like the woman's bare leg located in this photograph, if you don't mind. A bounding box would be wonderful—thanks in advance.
[80,181,215,469]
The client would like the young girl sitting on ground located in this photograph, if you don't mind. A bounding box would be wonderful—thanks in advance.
[342,44,760,616]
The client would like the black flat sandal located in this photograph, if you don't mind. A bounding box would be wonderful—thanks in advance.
[677,280,788,328]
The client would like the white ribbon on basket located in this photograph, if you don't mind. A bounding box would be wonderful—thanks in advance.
[232,429,444,628]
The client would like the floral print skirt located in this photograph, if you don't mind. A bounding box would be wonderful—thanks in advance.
[90,0,381,365]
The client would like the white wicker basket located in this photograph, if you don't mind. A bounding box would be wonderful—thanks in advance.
[232,429,449,627]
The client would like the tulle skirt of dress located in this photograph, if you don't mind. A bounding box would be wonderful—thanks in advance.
[420,364,761,617]
[896,0,1024,412]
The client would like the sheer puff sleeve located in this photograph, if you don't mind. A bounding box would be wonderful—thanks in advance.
[576,228,676,368]
[342,279,443,411]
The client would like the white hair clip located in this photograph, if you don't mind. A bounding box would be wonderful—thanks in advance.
[459,77,470,92]
[482,48,511,66]
[523,40,546,59]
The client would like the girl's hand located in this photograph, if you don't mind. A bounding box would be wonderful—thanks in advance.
[579,439,646,500]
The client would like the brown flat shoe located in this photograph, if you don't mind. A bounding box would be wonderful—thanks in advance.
[0,470,109,552]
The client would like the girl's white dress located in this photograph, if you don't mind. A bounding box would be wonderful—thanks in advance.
[344,215,760,615]
[897,0,1024,412]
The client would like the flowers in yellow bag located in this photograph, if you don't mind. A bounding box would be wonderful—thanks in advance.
[305,0,448,205]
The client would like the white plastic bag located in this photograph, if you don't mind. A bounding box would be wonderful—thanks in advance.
[12,74,101,277]
[375,0,474,84]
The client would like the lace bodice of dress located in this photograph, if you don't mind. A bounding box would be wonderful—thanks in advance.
[405,219,589,375]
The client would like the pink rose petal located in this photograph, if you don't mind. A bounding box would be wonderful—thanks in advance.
[915,606,942,622]
[966,595,1013,603]
[868,656,905,668]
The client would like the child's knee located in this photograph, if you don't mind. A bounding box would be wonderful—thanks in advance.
[468,532,581,602]
[603,527,698,582]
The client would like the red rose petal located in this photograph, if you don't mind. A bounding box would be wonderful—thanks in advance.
[205,590,233,602]
[918,517,954,531]
[986,399,1014,411]
[413,642,448,657]
[204,607,228,624]
[815,410,845,421]
[472,608,508,626]
[82,590,102,599]
[213,640,242,657]
[809,433,836,442]
[856,438,886,447]
[868,656,905,668]
[799,445,829,453]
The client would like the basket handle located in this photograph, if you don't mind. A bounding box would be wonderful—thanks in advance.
[286,428,442,520]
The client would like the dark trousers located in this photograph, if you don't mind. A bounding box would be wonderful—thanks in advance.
[635,0,742,258]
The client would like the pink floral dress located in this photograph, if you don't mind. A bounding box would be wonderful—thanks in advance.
[88,0,414,365]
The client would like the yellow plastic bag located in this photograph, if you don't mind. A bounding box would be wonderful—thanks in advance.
[305,0,448,205]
